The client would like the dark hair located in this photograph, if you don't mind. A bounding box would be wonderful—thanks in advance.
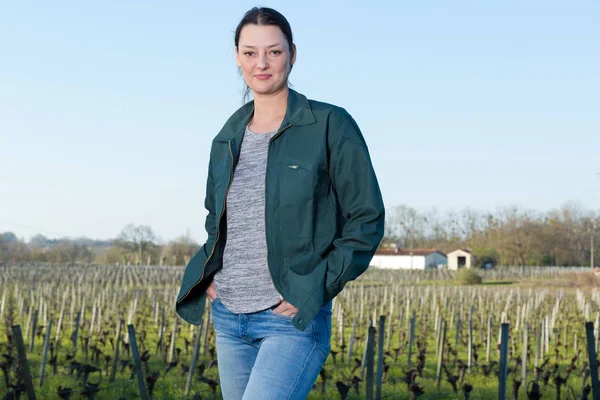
[234,7,294,102]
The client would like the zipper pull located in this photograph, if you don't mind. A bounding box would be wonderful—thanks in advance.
[288,165,299,169]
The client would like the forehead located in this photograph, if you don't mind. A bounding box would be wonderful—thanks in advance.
[238,24,287,47]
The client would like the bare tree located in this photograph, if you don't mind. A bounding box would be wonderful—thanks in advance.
[117,224,156,265]
[162,231,200,266]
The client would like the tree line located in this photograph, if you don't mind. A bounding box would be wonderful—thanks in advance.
[1,201,598,267]
[382,202,598,267]
[0,223,200,266]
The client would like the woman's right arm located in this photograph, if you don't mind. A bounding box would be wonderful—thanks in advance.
[202,155,217,247]
[177,153,217,298]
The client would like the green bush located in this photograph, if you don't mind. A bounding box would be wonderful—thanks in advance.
[472,246,498,268]
[455,268,483,285]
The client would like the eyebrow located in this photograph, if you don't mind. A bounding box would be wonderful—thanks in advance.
[240,43,281,49]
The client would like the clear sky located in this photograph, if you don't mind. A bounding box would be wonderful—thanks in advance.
[1,1,599,244]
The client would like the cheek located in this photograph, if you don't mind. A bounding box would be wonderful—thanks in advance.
[240,61,255,75]
[279,57,291,70]
[271,60,289,75]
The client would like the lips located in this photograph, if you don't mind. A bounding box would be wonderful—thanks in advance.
[255,74,271,80]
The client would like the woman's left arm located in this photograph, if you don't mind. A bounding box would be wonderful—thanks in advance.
[323,112,385,303]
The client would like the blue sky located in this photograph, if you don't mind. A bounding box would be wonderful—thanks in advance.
[1,1,598,243]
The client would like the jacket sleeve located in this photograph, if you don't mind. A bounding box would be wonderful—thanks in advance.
[323,113,385,303]
[178,152,217,293]
[202,154,218,250]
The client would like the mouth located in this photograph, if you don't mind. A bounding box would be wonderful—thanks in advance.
[255,74,272,80]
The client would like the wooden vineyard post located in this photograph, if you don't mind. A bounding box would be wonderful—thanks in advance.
[348,316,358,364]
[455,314,461,348]
[128,324,149,400]
[185,322,203,396]
[535,320,542,368]
[159,307,165,358]
[585,321,600,400]
[540,318,546,359]
[168,315,177,364]
[544,315,550,355]
[39,319,52,387]
[25,306,32,342]
[110,318,123,383]
[340,310,346,363]
[73,311,81,356]
[436,318,447,391]
[435,314,442,358]
[338,306,344,352]
[158,307,167,361]
[521,322,528,390]
[498,323,509,400]
[386,299,393,353]
[360,287,365,323]
[468,310,473,371]
[153,299,159,326]
[510,334,515,361]
[365,324,376,400]
[360,329,369,381]
[29,309,38,352]
[55,297,65,343]
[397,307,404,351]
[486,317,492,363]
[13,325,37,399]
[407,311,416,368]
[202,307,211,356]
[434,307,439,338]
[376,316,385,400]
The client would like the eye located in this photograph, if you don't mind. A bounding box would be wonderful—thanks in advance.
[244,51,254,57]
[270,50,282,55]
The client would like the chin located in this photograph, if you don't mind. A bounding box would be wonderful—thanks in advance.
[249,80,286,96]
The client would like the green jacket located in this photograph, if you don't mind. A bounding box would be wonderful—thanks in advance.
[175,88,385,331]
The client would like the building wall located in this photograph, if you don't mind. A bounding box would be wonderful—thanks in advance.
[425,253,448,268]
[447,250,472,270]
[370,255,427,270]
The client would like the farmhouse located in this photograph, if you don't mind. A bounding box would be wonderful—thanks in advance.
[370,245,447,270]
[447,249,476,270]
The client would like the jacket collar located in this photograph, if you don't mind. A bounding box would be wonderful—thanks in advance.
[215,88,316,142]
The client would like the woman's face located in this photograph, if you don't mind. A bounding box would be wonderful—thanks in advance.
[235,24,296,97]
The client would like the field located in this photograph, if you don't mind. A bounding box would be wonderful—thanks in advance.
[1,263,600,399]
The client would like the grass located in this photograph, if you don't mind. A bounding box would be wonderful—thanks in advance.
[482,280,515,285]
[519,271,600,289]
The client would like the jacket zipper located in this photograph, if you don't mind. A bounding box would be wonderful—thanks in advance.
[266,123,292,301]
[176,141,235,305]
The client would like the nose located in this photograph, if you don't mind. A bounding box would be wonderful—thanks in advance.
[257,52,269,69]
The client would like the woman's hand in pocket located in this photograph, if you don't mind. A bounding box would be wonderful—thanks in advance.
[272,300,299,317]
[206,281,216,302]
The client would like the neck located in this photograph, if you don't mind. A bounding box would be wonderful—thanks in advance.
[251,86,289,124]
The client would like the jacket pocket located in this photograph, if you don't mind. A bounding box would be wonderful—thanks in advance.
[283,254,327,303]
[286,249,327,276]
[280,160,335,238]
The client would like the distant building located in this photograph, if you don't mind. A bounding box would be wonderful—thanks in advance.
[371,244,447,270]
[447,249,476,270]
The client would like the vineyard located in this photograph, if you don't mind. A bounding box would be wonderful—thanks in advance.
[2,263,600,399]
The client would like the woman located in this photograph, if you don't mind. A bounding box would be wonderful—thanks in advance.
[176,7,385,400]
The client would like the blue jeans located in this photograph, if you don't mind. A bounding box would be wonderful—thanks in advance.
[210,297,332,400]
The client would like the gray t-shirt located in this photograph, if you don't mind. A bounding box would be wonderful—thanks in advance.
[213,124,284,313]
